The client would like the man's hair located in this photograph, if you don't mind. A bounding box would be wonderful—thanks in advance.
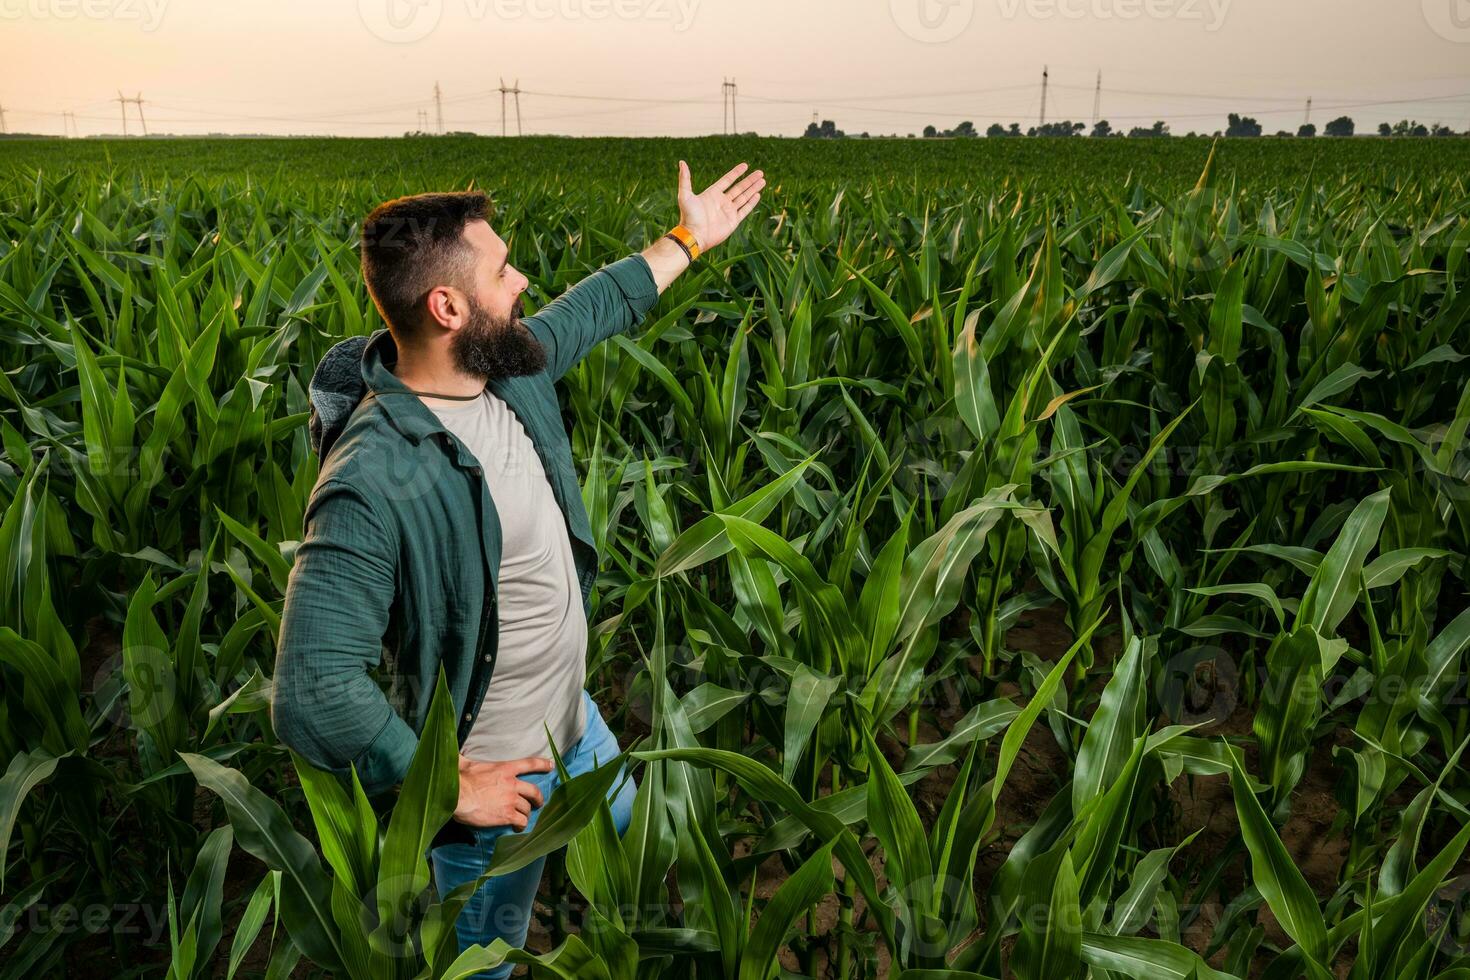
[360,191,492,340]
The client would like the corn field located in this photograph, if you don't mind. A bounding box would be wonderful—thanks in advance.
[1,135,1468,979]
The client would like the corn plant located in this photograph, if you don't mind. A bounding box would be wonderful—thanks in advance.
[1,136,1468,976]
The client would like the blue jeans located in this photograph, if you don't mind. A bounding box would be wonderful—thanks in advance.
[428,690,636,979]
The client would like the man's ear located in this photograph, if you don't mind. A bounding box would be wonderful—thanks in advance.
[424,285,464,330]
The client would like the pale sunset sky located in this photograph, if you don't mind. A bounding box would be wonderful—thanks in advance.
[2,0,1468,137]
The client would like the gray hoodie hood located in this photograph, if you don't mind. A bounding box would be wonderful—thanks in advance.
[307,334,372,462]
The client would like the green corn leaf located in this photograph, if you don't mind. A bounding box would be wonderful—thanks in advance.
[1224,742,1330,973]
[179,752,346,972]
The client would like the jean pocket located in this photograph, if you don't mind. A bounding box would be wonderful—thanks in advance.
[580,688,601,728]
[574,705,623,773]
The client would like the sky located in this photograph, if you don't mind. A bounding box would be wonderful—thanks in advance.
[2,0,1468,137]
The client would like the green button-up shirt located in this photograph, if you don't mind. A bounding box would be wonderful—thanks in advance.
[273,253,659,798]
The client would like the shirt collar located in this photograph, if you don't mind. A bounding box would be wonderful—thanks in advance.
[360,327,459,447]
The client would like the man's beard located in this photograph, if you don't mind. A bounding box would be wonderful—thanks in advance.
[448,295,547,382]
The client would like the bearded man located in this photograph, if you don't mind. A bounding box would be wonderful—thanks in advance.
[273,160,765,974]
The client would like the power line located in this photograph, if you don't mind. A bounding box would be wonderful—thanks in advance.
[743,93,1035,120]
[514,88,708,105]
[1052,82,1306,104]
[8,74,1469,137]
[744,82,1039,106]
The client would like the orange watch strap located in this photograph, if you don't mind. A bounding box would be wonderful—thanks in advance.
[667,224,702,260]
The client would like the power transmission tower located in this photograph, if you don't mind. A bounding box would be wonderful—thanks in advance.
[722,78,738,134]
[115,91,146,135]
[1039,66,1049,128]
[0,102,7,135]
[497,78,521,136]
[1091,70,1102,128]
[434,81,444,135]
[1304,96,1312,129]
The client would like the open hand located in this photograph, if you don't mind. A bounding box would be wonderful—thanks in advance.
[454,754,553,830]
[677,160,766,253]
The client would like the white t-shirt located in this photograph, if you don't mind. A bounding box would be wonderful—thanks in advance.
[426,388,587,762]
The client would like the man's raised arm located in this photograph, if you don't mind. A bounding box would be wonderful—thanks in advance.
[522,159,766,381]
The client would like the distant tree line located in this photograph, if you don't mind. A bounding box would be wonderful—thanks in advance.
[1375,119,1461,137]
[796,112,1469,138]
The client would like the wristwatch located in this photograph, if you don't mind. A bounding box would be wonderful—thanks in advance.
[664,224,702,262]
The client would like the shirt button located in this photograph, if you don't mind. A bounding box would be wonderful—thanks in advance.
[482,654,492,663]
[463,712,472,722]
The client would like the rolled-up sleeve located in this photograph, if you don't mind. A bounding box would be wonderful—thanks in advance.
[273,480,417,798]
[523,253,660,381]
